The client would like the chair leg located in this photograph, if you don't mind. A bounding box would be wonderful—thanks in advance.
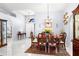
[45,46,47,53]
[61,44,66,50]
[48,45,50,53]
[64,44,66,50]
[63,44,64,48]
[55,46,57,53]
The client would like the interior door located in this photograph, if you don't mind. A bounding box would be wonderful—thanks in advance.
[0,20,1,46]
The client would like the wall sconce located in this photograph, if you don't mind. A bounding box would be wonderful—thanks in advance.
[63,12,69,25]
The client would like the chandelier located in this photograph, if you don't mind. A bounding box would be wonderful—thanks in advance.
[44,4,52,33]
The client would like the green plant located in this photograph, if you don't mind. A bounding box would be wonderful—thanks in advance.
[44,28,51,33]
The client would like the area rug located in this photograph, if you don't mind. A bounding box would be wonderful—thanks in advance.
[25,46,70,56]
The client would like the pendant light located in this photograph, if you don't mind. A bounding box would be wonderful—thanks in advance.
[44,4,52,33]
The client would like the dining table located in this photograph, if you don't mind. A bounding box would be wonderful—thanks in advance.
[35,33,63,53]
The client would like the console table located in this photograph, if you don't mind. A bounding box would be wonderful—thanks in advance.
[17,32,26,40]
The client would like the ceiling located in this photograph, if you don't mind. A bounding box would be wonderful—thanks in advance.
[0,3,70,12]
[0,3,78,16]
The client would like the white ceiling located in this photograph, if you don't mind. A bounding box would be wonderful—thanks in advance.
[0,3,78,15]
[0,3,66,11]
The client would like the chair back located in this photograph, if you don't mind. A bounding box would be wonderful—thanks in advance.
[48,34,55,43]
[38,33,42,42]
[63,32,67,43]
[38,33,42,39]
[38,33,46,44]
[60,32,67,43]
[42,33,46,42]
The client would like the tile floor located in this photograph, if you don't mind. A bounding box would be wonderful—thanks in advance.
[0,37,72,56]
[0,38,49,56]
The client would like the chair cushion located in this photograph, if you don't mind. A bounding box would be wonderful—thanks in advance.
[39,42,46,45]
[60,40,64,43]
[49,43,56,46]
[39,42,41,44]
[32,38,38,42]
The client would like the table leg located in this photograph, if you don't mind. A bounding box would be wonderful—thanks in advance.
[57,43,60,52]
[18,35,19,40]
[18,35,20,40]
[25,34,26,38]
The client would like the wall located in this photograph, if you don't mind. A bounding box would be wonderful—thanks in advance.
[0,11,26,40]
[0,12,13,36]
[12,12,25,40]
[64,14,73,56]
[35,11,64,36]
[26,23,34,37]
[63,5,76,55]
[0,11,35,40]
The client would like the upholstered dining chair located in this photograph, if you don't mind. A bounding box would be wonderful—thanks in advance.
[30,32,37,48]
[48,34,57,53]
[37,33,47,53]
[59,32,67,50]
[37,33,42,47]
[30,32,35,43]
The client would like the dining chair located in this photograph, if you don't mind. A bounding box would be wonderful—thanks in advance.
[37,33,47,53]
[30,32,37,48]
[48,34,57,53]
[30,32,35,43]
[37,33,42,46]
[59,32,67,50]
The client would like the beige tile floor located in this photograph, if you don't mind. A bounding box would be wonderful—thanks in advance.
[0,38,49,56]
